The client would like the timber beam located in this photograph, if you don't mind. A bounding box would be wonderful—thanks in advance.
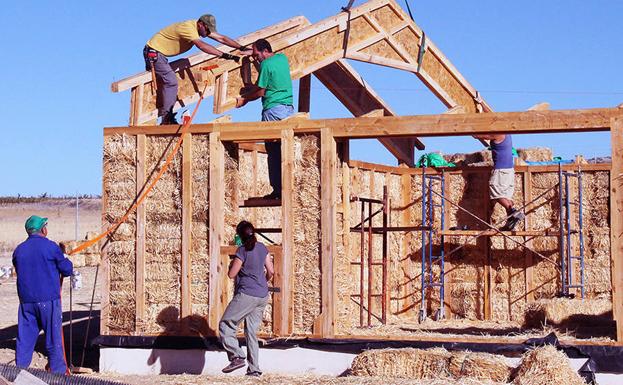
[105,107,620,139]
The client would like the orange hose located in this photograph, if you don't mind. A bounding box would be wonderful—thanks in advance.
[69,67,217,255]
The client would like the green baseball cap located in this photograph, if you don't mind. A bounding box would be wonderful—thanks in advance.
[199,14,217,33]
[25,215,48,233]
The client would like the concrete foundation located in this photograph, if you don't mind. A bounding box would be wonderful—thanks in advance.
[100,346,356,376]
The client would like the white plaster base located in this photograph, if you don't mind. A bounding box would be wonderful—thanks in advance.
[100,347,356,376]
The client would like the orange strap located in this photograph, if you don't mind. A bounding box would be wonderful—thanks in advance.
[69,65,218,255]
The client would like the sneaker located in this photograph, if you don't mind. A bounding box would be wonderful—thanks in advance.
[222,357,246,373]
[501,209,525,231]
[246,371,262,377]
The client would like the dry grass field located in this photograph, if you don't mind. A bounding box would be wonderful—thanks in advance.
[0,197,101,263]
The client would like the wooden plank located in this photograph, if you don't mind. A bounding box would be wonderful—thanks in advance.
[213,70,229,115]
[298,75,311,113]
[361,109,385,117]
[129,86,137,126]
[277,128,295,335]
[271,247,284,334]
[320,127,337,337]
[181,133,192,324]
[104,107,618,138]
[208,131,225,335]
[343,163,352,295]
[523,171,535,302]
[610,116,623,344]
[135,134,146,334]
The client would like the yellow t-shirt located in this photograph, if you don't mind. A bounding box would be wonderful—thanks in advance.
[147,20,200,57]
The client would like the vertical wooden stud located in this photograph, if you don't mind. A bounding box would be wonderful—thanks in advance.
[135,134,146,333]
[610,116,623,344]
[320,127,337,337]
[209,131,225,335]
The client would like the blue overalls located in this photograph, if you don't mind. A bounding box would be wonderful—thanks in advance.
[12,234,73,374]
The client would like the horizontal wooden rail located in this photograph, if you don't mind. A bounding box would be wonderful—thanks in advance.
[104,107,621,138]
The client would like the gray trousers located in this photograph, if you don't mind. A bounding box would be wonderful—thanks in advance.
[219,292,268,373]
[143,46,178,118]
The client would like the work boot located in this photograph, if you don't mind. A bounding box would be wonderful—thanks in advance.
[161,111,179,125]
[222,357,246,373]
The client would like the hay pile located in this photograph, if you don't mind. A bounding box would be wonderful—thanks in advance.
[523,298,612,328]
[60,231,102,267]
[516,148,553,162]
[351,348,511,382]
[512,346,586,385]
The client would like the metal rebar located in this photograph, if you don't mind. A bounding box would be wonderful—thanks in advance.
[367,200,373,326]
[420,171,427,320]
[578,169,585,298]
[359,200,364,327]
[558,163,567,295]
[565,173,573,295]
[382,186,388,324]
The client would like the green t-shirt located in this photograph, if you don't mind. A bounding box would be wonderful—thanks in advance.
[257,53,293,110]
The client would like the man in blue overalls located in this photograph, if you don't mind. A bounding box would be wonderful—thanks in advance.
[12,215,73,374]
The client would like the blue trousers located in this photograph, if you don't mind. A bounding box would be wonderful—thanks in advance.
[261,105,294,194]
[16,299,67,374]
[144,46,178,118]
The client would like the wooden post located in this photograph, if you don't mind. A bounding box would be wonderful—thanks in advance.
[298,74,311,113]
[274,128,294,335]
[319,127,337,337]
[130,84,145,126]
[610,116,623,344]
[209,131,225,335]
[399,173,412,314]
[181,133,193,329]
[135,134,146,333]
[523,170,534,302]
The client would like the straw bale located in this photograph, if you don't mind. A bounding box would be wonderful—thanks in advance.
[223,148,240,244]
[335,164,355,331]
[516,148,553,162]
[292,135,321,333]
[523,298,612,328]
[444,150,492,167]
[144,304,181,335]
[448,351,512,383]
[512,345,586,385]
[85,254,101,266]
[68,253,86,268]
[351,348,452,378]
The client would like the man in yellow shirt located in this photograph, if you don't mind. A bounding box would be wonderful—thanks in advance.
[144,14,249,124]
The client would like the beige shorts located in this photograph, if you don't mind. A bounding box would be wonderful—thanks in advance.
[489,168,515,200]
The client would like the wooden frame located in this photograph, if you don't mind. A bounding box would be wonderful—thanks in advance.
[102,106,623,346]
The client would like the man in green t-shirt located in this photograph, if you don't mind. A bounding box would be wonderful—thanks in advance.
[144,14,250,125]
[236,39,294,199]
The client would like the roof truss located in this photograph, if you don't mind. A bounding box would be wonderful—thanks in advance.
[112,0,492,165]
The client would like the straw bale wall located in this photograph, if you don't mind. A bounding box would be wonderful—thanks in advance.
[103,132,612,339]
[103,134,137,334]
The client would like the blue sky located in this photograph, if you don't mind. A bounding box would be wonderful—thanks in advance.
[0,1,621,196]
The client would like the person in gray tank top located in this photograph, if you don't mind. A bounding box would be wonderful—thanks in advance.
[219,221,274,376]
[473,134,525,230]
